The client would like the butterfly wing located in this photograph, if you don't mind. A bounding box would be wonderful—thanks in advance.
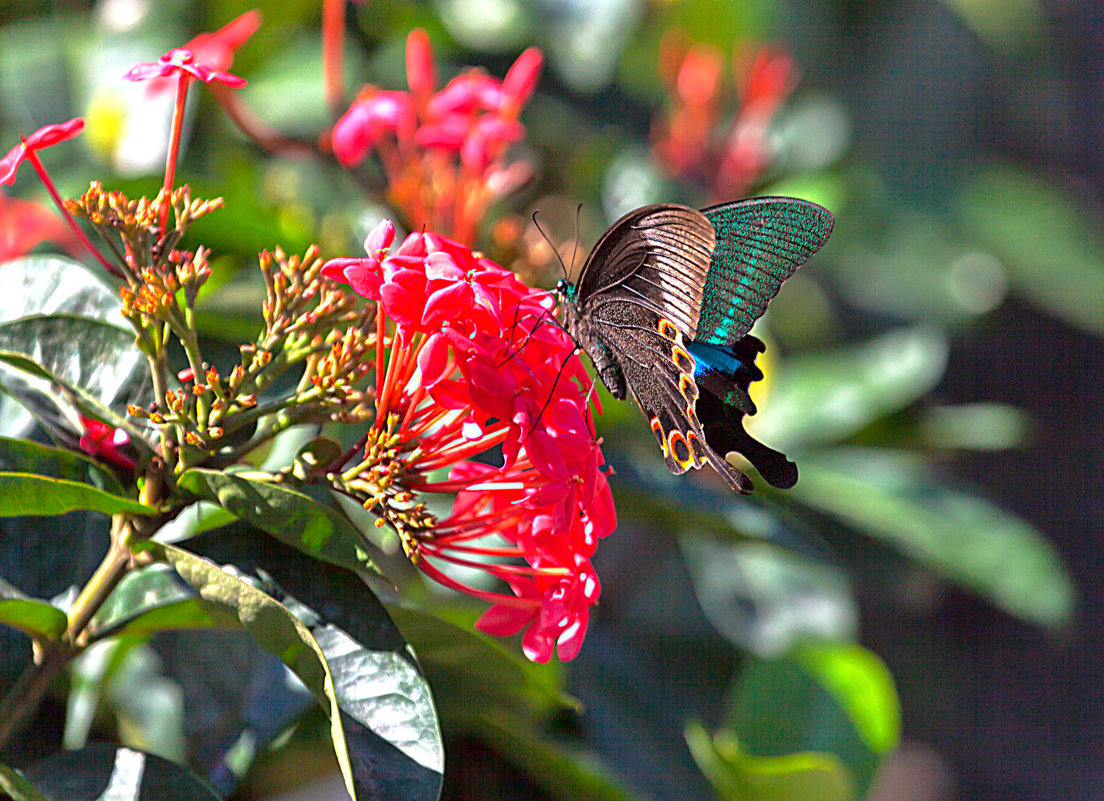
[696,197,834,346]
[690,337,797,489]
[575,204,715,339]
[588,296,755,493]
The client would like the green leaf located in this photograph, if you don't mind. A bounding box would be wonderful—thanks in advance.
[0,596,67,640]
[0,473,155,517]
[150,527,444,801]
[681,538,857,658]
[176,468,377,574]
[0,255,124,328]
[753,327,948,450]
[386,604,572,726]
[479,711,644,801]
[725,642,900,795]
[21,743,220,800]
[685,721,855,801]
[956,162,1104,335]
[89,564,240,641]
[0,436,126,494]
[0,314,152,450]
[792,448,1075,627]
[0,764,48,801]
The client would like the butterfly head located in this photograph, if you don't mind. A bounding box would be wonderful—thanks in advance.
[554,278,576,302]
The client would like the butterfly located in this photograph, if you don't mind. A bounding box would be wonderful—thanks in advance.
[556,197,834,493]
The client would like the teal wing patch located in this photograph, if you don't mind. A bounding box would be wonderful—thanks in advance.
[698,197,834,346]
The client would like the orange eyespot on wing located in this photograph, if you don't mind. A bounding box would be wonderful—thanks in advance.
[672,344,694,374]
[657,318,680,341]
[667,429,695,469]
[650,417,668,456]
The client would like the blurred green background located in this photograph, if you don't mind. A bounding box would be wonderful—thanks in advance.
[0,0,1101,799]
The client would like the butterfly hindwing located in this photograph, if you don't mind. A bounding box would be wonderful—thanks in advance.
[697,197,834,346]
[589,296,754,493]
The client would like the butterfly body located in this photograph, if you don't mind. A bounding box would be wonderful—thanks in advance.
[557,197,833,493]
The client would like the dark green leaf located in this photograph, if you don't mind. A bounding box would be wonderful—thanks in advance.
[0,764,48,801]
[478,711,644,801]
[386,604,571,726]
[685,721,855,801]
[22,742,220,800]
[792,448,1074,627]
[725,642,899,795]
[956,162,1104,335]
[150,527,444,801]
[176,468,377,574]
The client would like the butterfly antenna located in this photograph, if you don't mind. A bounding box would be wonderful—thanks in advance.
[529,344,583,434]
[532,210,569,282]
[568,202,583,279]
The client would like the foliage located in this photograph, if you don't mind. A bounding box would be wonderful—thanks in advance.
[0,1,1087,800]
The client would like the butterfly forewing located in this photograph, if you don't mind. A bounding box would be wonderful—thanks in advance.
[697,197,834,346]
[576,204,715,340]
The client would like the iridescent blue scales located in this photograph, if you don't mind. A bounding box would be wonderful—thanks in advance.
[557,197,834,493]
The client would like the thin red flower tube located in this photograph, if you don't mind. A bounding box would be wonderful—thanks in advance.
[125,47,248,234]
[324,220,616,663]
[0,119,117,274]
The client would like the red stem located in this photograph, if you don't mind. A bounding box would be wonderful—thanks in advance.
[25,152,119,276]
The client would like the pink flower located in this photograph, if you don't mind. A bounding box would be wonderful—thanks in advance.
[0,118,85,187]
[331,90,418,167]
[79,416,135,471]
[139,10,261,98]
[125,48,247,88]
[329,221,615,662]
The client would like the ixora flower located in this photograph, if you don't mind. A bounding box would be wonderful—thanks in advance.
[137,10,261,98]
[78,416,135,471]
[124,48,247,88]
[324,220,615,662]
[0,118,85,187]
[330,30,542,245]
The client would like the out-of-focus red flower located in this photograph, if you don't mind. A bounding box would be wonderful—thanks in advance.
[329,30,542,246]
[652,32,797,201]
[0,193,81,262]
[325,220,615,663]
[0,118,85,187]
[79,416,135,471]
[125,48,247,88]
[139,10,261,98]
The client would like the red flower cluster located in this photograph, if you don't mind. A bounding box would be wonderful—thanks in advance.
[324,220,615,662]
[653,34,796,201]
[330,30,542,246]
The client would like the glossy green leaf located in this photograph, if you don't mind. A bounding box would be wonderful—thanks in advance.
[682,538,857,658]
[0,314,152,450]
[0,764,48,801]
[150,528,444,801]
[956,163,1104,335]
[685,721,855,801]
[176,468,377,575]
[753,327,949,450]
[0,473,155,517]
[792,448,1074,627]
[21,743,220,800]
[386,604,571,725]
[0,597,67,641]
[0,256,123,325]
[0,436,126,494]
[725,642,899,795]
